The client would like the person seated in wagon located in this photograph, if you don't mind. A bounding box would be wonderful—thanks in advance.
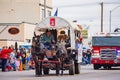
[57,30,69,54]
[40,29,56,59]
[40,29,55,50]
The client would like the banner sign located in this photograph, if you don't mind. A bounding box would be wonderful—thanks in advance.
[50,18,56,26]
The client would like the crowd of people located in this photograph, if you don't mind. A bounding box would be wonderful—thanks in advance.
[0,46,35,72]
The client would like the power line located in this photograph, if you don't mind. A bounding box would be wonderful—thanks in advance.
[53,2,99,8]
[53,2,120,8]
[104,2,120,4]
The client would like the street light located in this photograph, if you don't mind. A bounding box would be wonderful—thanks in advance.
[109,5,120,32]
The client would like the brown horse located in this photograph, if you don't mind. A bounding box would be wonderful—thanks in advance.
[31,33,45,76]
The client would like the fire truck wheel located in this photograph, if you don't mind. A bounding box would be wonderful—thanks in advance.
[108,66,111,69]
[103,66,111,69]
[69,60,75,75]
[103,66,107,69]
[93,64,100,70]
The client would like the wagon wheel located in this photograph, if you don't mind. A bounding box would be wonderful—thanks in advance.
[69,60,75,75]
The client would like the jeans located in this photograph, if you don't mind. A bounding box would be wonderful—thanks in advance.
[82,57,88,64]
[87,56,91,64]
[10,63,16,71]
[44,42,52,50]
[1,58,7,72]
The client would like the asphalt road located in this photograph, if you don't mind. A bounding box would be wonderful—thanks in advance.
[0,65,120,80]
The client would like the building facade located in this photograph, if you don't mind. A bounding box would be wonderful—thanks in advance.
[0,0,52,48]
[0,0,52,24]
[0,23,36,48]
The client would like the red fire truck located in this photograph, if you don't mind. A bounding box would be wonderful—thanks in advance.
[91,33,120,69]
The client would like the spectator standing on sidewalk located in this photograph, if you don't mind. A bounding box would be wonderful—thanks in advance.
[16,50,22,60]
[15,56,20,71]
[0,46,10,72]
[75,37,83,63]
[82,49,88,64]
[9,50,16,71]
[87,49,92,64]
[22,48,26,70]
[26,48,32,70]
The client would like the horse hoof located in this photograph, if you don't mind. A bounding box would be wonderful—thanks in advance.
[35,75,42,77]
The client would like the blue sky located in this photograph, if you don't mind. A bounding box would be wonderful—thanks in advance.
[52,0,120,34]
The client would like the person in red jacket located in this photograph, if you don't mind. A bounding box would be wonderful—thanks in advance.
[8,47,13,54]
[0,46,10,72]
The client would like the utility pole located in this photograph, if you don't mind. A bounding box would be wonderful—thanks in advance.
[44,0,46,18]
[109,10,111,32]
[101,2,103,32]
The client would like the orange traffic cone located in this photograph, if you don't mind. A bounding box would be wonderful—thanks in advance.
[19,61,23,71]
